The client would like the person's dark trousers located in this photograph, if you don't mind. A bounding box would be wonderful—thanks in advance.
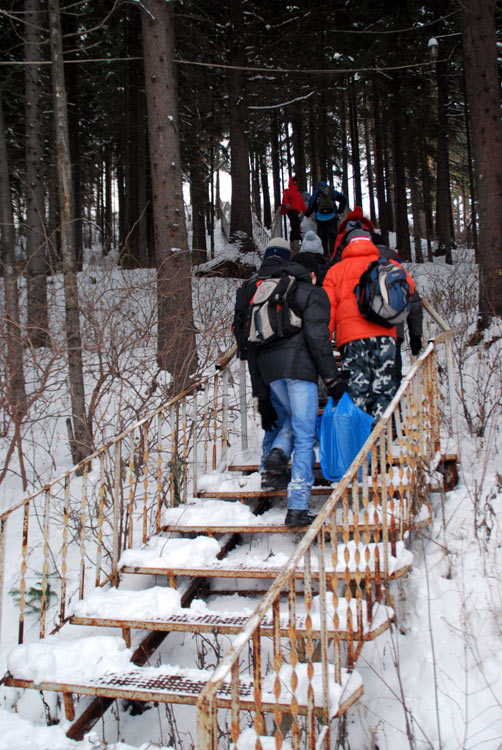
[287,210,302,242]
[317,218,338,256]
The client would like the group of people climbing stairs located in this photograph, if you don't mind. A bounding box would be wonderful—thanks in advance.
[0,286,457,748]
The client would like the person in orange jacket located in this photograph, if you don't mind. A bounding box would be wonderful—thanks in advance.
[323,223,416,419]
[280,175,307,254]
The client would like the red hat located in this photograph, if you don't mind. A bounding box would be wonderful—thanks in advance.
[337,206,375,237]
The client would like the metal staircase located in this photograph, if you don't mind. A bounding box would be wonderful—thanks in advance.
[0,299,457,749]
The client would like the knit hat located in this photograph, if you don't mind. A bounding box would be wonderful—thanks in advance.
[300,230,323,255]
[337,206,375,238]
[293,251,319,277]
[263,237,291,261]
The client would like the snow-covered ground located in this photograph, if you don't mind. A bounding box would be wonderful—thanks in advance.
[1,228,502,749]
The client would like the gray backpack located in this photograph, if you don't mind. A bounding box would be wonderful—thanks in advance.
[248,276,302,345]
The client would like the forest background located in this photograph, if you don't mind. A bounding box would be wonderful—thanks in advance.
[0,2,502,747]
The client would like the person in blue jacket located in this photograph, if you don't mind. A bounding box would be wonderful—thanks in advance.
[306,181,348,258]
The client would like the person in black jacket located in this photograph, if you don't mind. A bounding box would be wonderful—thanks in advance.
[241,238,345,526]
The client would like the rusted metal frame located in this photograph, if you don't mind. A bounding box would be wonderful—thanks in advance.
[302,546,316,744]
[127,433,135,549]
[252,626,265,738]
[18,501,30,644]
[239,359,248,452]
[154,413,163,532]
[78,469,88,601]
[0,518,6,649]
[230,658,240,744]
[181,398,188,505]
[212,372,219,471]
[272,597,284,747]
[95,456,105,586]
[39,489,51,638]
[111,440,121,586]
[197,351,440,744]
[202,384,209,475]
[142,420,150,543]
[221,367,229,468]
[59,482,69,625]
[169,403,176,507]
[192,388,199,497]
[316,529,330,742]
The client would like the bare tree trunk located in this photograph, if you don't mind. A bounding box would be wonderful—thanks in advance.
[391,75,411,261]
[48,0,92,464]
[260,149,272,229]
[24,0,50,347]
[140,0,197,388]
[0,92,27,421]
[348,76,362,208]
[461,0,502,325]
[270,112,281,210]
[434,54,453,264]
[372,84,388,242]
[227,0,254,252]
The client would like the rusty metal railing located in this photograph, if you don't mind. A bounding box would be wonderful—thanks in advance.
[196,306,455,749]
[0,346,245,656]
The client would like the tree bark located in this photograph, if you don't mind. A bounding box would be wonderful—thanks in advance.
[227,0,254,252]
[390,75,411,261]
[24,0,50,347]
[140,0,197,387]
[0,92,27,421]
[461,0,502,323]
[48,0,92,464]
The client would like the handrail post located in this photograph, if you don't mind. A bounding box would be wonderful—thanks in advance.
[239,358,248,452]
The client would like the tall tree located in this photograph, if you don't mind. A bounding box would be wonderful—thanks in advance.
[460,0,502,324]
[0,90,27,422]
[227,0,254,252]
[48,0,92,464]
[24,0,50,347]
[140,0,197,387]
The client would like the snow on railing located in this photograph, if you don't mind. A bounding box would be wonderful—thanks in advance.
[0,345,243,657]
[196,303,456,749]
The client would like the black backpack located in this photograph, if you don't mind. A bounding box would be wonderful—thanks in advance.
[317,185,336,215]
[232,273,258,360]
[248,275,302,345]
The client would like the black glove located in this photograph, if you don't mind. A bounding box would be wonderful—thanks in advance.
[410,336,422,356]
[258,399,278,432]
[325,375,349,401]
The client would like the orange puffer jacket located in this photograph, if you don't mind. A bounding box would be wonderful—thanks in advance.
[281,178,307,213]
[322,235,415,347]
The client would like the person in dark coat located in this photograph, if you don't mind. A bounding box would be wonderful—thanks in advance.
[305,181,348,257]
[243,238,346,526]
[299,230,329,285]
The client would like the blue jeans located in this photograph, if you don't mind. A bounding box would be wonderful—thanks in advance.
[268,378,318,510]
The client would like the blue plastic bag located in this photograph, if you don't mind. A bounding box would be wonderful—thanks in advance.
[319,392,374,482]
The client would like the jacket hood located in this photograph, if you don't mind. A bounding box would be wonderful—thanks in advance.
[341,232,378,261]
[288,177,299,190]
[316,180,328,190]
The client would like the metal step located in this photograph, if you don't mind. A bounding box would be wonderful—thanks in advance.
[5,664,363,722]
[70,602,394,646]
[120,542,413,582]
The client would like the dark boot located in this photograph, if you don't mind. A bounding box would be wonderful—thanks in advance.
[285,509,316,527]
[261,471,289,491]
[263,448,288,473]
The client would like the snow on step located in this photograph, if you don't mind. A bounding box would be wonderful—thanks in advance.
[7,636,362,717]
[232,730,292,750]
[70,586,394,638]
[8,634,132,684]
[119,535,413,577]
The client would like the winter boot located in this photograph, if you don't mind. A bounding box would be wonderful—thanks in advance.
[285,509,316,527]
[261,448,289,491]
[291,239,301,255]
